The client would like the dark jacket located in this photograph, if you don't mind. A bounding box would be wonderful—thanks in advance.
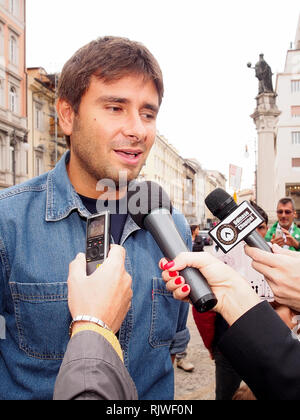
[219,301,300,400]
[53,331,138,400]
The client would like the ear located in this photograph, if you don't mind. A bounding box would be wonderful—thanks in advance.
[56,98,75,136]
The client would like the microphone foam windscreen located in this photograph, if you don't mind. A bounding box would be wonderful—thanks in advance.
[205,188,232,217]
[127,181,172,228]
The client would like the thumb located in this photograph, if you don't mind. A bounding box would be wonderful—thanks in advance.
[68,253,87,279]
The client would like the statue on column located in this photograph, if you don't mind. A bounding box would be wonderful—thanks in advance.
[248,54,274,94]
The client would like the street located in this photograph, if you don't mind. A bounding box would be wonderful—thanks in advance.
[174,246,216,400]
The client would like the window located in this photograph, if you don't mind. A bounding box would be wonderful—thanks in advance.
[291,80,300,93]
[291,106,300,118]
[0,79,4,107]
[9,0,19,17]
[292,158,300,168]
[35,105,43,131]
[0,25,4,56]
[0,136,5,171]
[9,86,17,113]
[9,35,18,65]
[35,153,44,176]
[292,132,300,145]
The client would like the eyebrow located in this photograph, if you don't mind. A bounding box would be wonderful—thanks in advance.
[97,96,159,114]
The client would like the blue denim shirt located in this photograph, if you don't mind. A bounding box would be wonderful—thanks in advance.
[0,152,191,400]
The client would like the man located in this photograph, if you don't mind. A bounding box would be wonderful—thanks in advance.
[265,197,300,251]
[0,37,190,400]
[54,247,138,400]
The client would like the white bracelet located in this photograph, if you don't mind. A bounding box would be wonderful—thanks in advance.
[69,315,112,337]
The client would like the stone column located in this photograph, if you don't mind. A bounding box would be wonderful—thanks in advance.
[251,93,281,222]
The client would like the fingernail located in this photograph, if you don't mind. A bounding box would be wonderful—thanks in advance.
[169,271,179,278]
[175,278,182,285]
[182,285,189,293]
[164,261,175,270]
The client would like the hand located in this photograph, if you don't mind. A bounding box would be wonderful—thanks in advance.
[159,252,261,326]
[245,244,300,312]
[270,233,286,248]
[281,228,300,249]
[68,245,132,334]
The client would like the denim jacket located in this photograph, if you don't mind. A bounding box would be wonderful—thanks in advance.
[0,152,191,400]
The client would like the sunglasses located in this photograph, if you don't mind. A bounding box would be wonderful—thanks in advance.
[277,210,293,215]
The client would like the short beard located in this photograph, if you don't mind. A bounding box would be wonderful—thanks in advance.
[71,116,141,190]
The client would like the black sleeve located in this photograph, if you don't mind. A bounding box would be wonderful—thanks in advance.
[219,301,300,400]
[53,331,138,400]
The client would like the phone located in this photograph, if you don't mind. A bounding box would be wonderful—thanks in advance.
[86,211,111,275]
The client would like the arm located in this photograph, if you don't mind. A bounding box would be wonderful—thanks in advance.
[160,251,300,400]
[54,246,137,400]
[219,300,300,400]
[54,330,137,400]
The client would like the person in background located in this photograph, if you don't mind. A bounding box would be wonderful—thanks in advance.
[190,224,204,252]
[265,197,300,251]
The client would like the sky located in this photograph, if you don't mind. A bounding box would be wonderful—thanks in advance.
[26,0,300,191]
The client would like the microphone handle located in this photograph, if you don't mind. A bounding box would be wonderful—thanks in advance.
[245,230,273,253]
[144,213,218,313]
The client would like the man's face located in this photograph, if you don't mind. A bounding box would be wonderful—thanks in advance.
[67,74,159,192]
[277,201,296,230]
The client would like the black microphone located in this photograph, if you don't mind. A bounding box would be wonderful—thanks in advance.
[205,188,272,253]
[127,181,218,313]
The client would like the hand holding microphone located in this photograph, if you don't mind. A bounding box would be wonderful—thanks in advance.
[127,181,217,313]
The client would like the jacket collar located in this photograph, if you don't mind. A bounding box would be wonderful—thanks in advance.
[45,151,90,221]
[45,152,141,240]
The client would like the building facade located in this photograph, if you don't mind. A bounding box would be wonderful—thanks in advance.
[27,67,66,179]
[0,0,27,189]
[274,15,300,222]
[141,133,226,227]
[140,133,185,213]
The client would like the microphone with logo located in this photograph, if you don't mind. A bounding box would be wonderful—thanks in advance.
[127,181,218,313]
[205,188,272,253]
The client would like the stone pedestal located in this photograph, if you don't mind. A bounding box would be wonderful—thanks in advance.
[251,93,281,222]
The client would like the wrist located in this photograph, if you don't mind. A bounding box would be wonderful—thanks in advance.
[219,279,261,326]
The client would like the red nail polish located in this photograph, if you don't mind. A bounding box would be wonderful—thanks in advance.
[175,278,182,285]
[164,261,175,270]
[169,271,178,278]
[182,285,189,293]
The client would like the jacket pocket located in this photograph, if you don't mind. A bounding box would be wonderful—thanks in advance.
[149,277,181,348]
[9,282,70,360]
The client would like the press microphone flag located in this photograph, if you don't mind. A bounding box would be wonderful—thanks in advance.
[205,188,272,254]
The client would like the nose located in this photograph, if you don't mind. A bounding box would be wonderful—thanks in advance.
[122,112,147,143]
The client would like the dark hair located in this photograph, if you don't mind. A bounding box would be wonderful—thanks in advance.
[250,200,268,225]
[278,197,295,211]
[190,225,199,234]
[58,36,164,147]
